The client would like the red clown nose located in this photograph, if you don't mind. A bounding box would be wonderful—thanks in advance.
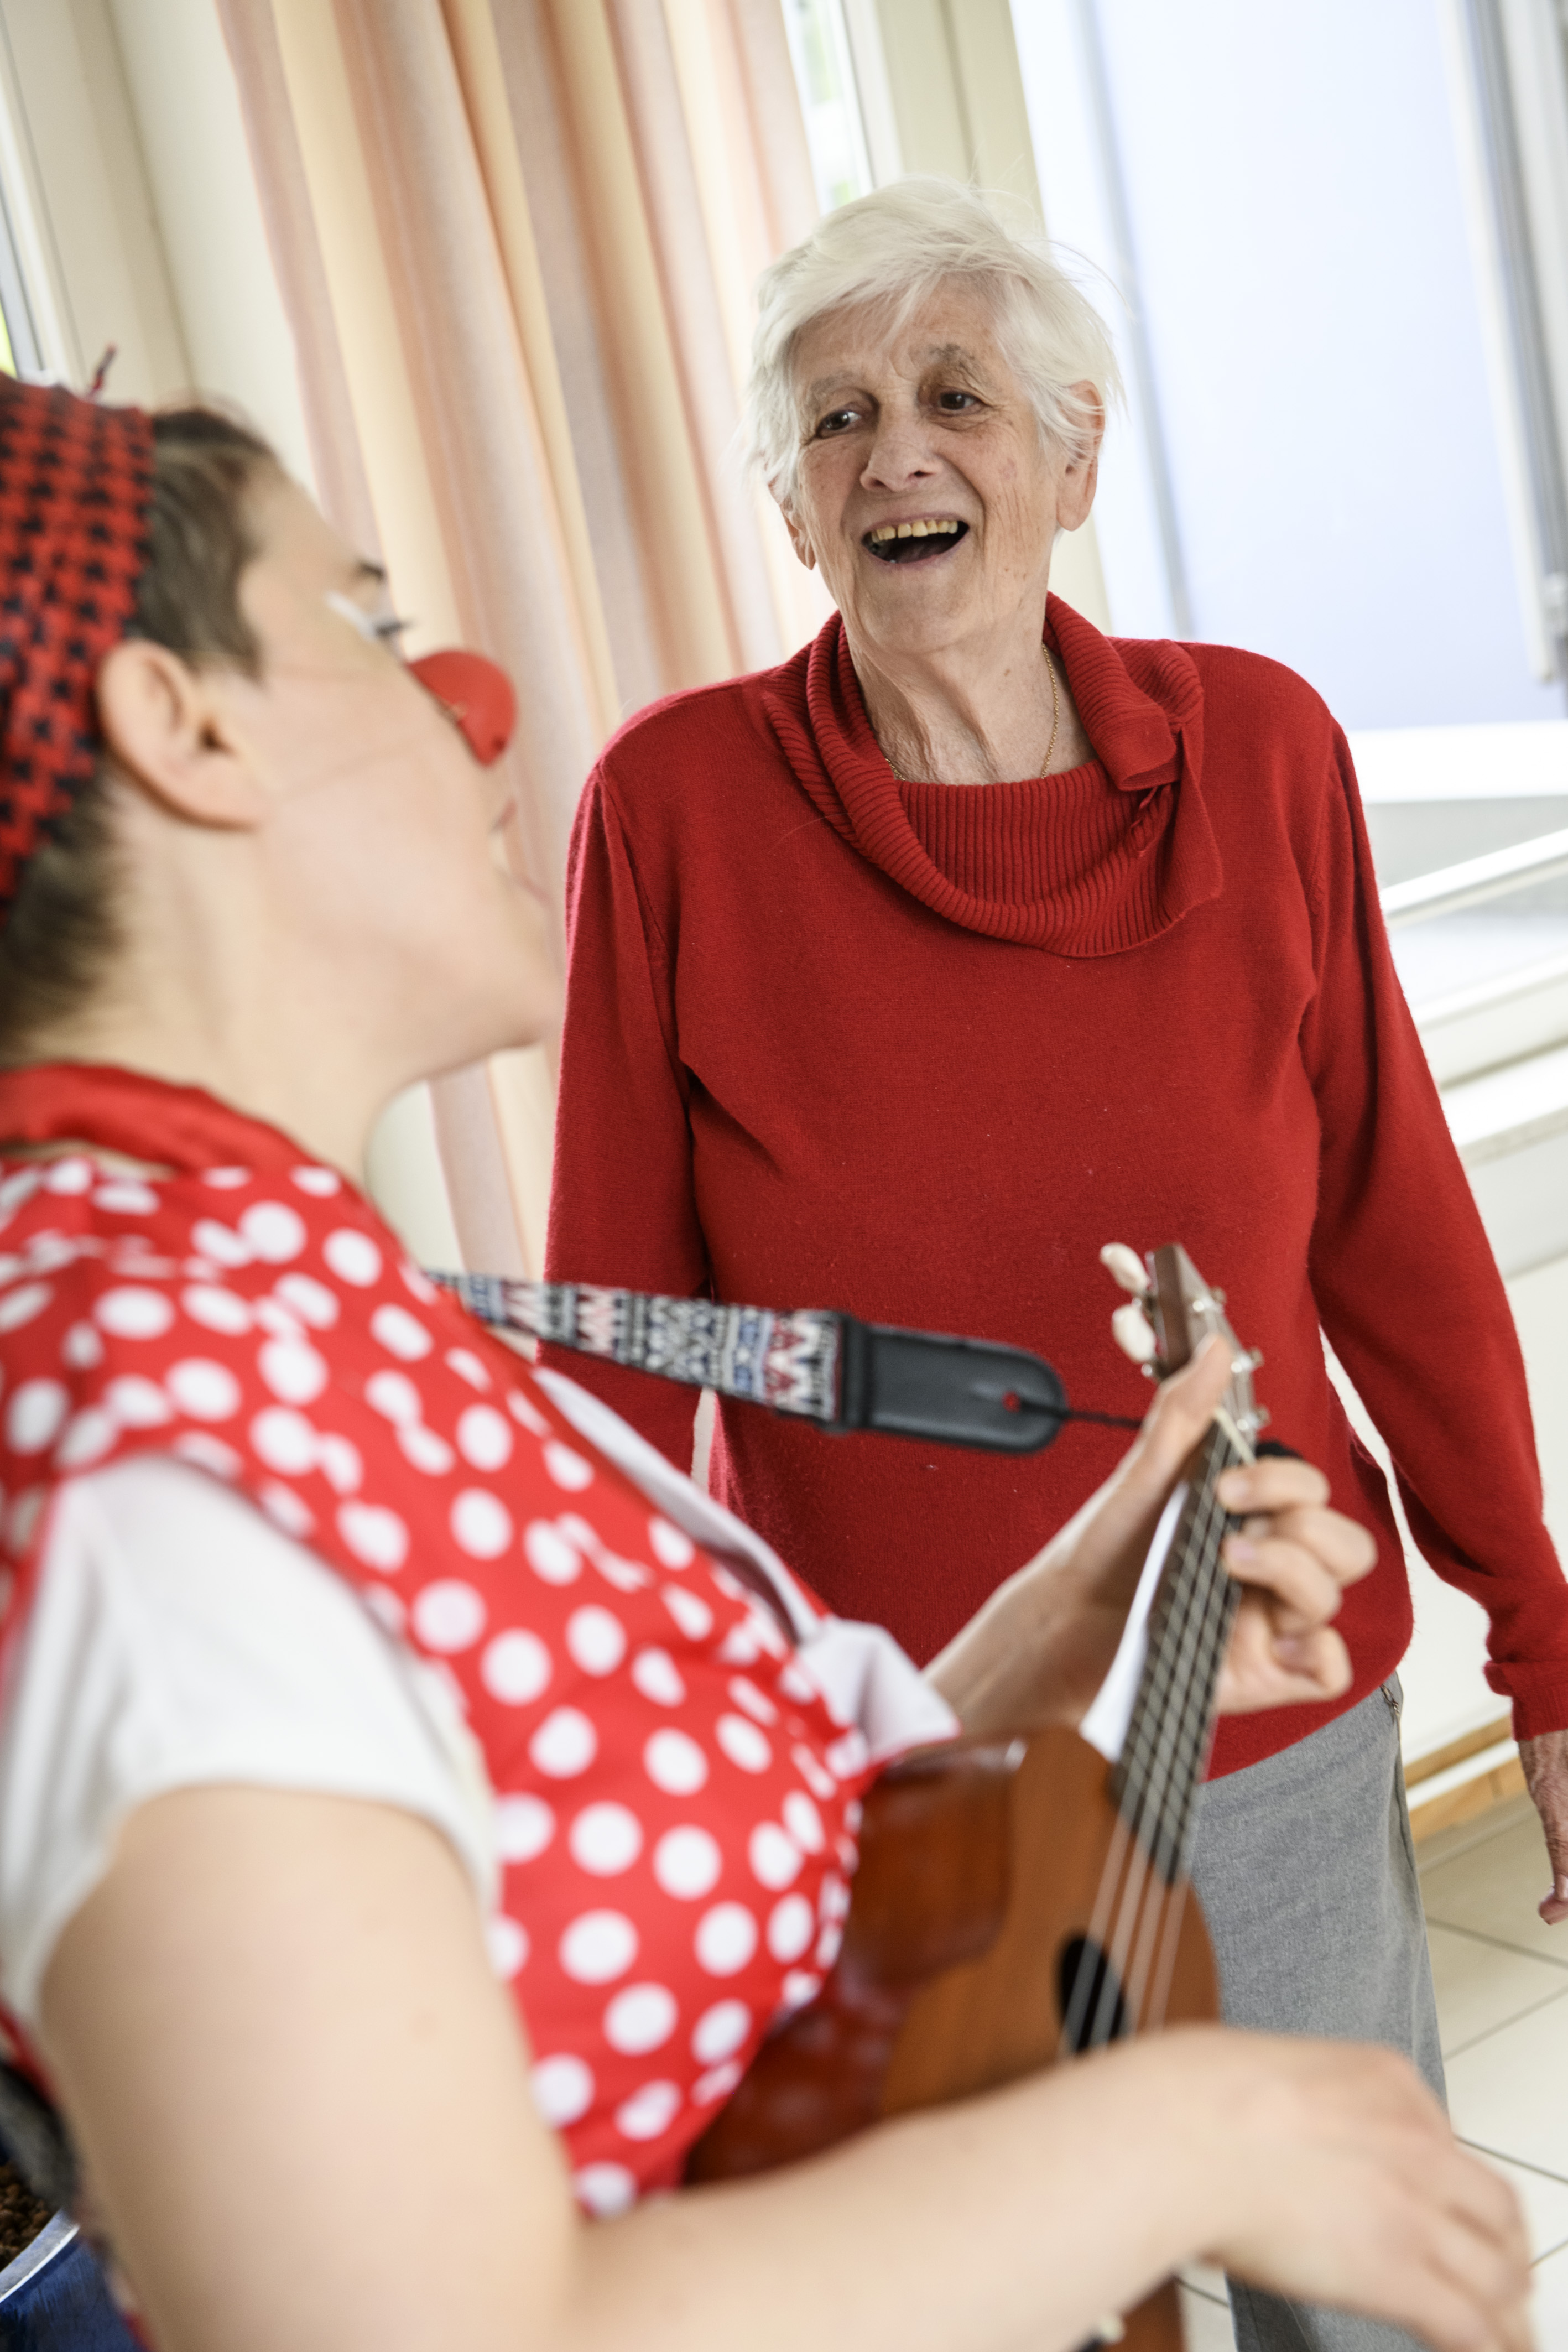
[408,649,517,767]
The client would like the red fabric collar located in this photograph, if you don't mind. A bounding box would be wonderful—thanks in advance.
[758,597,1222,955]
[0,1061,319,1177]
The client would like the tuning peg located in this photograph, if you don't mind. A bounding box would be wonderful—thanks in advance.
[1100,1242,1150,1296]
[1111,1301,1158,1364]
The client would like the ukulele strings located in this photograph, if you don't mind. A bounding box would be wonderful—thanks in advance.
[1061,1408,1248,2054]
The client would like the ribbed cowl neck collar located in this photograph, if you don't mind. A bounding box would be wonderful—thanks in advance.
[759,594,1222,956]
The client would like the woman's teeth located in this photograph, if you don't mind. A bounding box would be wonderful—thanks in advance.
[867,519,963,543]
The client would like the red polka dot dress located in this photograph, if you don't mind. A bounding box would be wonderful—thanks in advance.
[0,1065,939,2212]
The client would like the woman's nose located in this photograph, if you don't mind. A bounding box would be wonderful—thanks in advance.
[409,650,517,766]
[861,407,937,491]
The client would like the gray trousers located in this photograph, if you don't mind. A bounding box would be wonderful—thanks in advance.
[1187,1680,1445,2352]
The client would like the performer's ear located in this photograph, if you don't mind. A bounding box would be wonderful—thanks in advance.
[92,639,265,831]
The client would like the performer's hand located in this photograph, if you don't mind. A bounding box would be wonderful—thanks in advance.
[1519,1727,1568,1924]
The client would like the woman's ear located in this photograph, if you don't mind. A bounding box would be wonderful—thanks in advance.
[777,496,818,574]
[1056,384,1105,534]
[92,641,266,830]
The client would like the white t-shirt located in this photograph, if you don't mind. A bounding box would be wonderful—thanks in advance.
[0,1371,956,2034]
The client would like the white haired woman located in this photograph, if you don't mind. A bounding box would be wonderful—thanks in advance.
[545,178,1568,2352]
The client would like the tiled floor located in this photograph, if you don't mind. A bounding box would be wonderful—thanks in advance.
[1178,1793,1568,2346]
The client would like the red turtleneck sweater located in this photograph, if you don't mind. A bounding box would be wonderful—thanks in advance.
[545,599,1568,1775]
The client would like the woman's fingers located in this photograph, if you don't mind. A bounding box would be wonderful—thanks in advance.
[1216,1608,1352,1711]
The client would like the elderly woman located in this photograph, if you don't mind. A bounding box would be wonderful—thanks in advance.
[0,379,1528,2350]
[545,180,1568,2352]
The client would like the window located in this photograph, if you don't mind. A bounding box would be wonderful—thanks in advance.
[782,0,876,212]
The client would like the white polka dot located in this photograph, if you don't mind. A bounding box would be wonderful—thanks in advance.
[5,1489,45,1554]
[662,1586,714,1642]
[816,1921,845,1970]
[323,1229,381,1287]
[261,1483,315,1539]
[412,1579,487,1653]
[258,1337,329,1405]
[653,1825,722,1901]
[274,1273,338,1328]
[826,1729,869,1780]
[603,1984,677,2056]
[486,1915,529,1979]
[201,1167,252,1191]
[780,1970,823,2013]
[252,1407,318,1475]
[569,1802,643,1876]
[525,1520,581,1585]
[530,1706,598,1778]
[817,1873,851,1921]
[644,1728,708,1796]
[631,1647,685,1706]
[0,1283,51,1333]
[781,1789,825,1853]
[591,1550,649,1595]
[507,1385,550,1434]
[615,2080,681,2142]
[793,1745,838,1802]
[496,1793,555,1862]
[238,1203,307,1263]
[7,1381,68,1455]
[400,1262,438,1305]
[103,1376,172,1428]
[777,1661,816,1705]
[55,1408,116,1469]
[398,1423,455,1476]
[559,1909,637,1984]
[691,1999,752,2063]
[532,2053,594,2125]
[456,1403,512,1471]
[767,1893,816,1963]
[482,1628,553,1705]
[452,1487,513,1559]
[692,2060,743,2106]
[365,1369,422,1424]
[94,1286,174,1340]
[336,1502,409,1572]
[574,2164,636,2218]
[566,1604,626,1677]
[166,1360,242,1422]
[290,1165,341,1198]
[748,1823,803,1890]
[190,1219,252,1268]
[648,1517,695,1569]
[445,1347,491,1390]
[316,1434,362,1495]
[181,1284,252,1335]
[172,1432,243,1480]
[543,1440,593,1491]
[93,1181,159,1215]
[361,1585,406,1637]
[717,1715,772,1774]
[253,1293,303,1340]
[728,1677,778,1726]
[695,1903,758,1978]
[42,1157,92,1195]
[0,1168,41,1214]
[371,1303,432,1360]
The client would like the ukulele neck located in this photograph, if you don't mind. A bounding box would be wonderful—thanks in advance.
[1109,1409,1253,1885]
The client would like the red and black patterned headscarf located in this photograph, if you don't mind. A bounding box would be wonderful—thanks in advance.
[0,380,155,919]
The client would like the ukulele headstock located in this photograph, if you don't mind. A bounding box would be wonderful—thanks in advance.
[1100,1242,1268,1456]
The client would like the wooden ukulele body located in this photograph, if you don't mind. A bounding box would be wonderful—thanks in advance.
[688,1725,1218,2347]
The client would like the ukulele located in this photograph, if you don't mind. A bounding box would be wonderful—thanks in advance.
[686,1245,1268,2351]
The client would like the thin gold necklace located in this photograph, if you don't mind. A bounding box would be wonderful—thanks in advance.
[883,649,1060,783]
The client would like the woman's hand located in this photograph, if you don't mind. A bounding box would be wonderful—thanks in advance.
[927,1330,1374,1736]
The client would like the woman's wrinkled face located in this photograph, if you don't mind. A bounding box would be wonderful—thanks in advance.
[226,475,560,1070]
[783,281,1098,664]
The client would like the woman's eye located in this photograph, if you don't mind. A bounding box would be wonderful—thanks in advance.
[814,406,861,438]
[935,391,980,414]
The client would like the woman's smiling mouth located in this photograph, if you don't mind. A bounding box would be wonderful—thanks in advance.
[864,518,970,564]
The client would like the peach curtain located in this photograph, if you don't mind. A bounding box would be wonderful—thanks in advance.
[213,0,826,1269]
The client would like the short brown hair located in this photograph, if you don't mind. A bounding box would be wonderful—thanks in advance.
[0,405,277,1060]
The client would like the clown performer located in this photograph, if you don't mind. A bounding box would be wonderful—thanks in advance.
[0,379,1530,2352]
